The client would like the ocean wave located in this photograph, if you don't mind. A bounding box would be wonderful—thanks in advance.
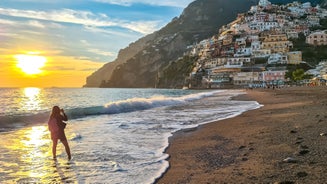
[66,91,221,119]
[0,91,221,128]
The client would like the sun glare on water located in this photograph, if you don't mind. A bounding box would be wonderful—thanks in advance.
[15,53,47,75]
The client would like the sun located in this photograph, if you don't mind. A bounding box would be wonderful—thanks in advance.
[15,54,47,75]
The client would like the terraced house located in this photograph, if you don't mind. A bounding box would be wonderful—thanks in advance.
[306,30,327,46]
[261,33,293,53]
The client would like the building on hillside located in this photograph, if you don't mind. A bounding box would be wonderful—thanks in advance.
[206,68,241,88]
[219,44,235,57]
[235,37,247,48]
[261,70,287,85]
[276,14,288,27]
[306,61,327,80]
[287,3,307,17]
[247,34,259,42]
[251,40,261,49]
[225,57,251,68]
[251,40,272,58]
[198,47,214,59]
[234,47,252,57]
[317,7,327,18]
[203,58,226,69]
[307,15,320,26]
[261,34,293,53]
[287,51,302,64]
[302,2,312,9]
[204,57,251,69]
[232,65,265,87]
[321,61,327,80]
[306,30,327,46]
[252,49,271,58]
[286,31,299,39]
[249,6,258,13]
[237,23,252,34]
[249,21,279,32]
[233,72,261,86]
[268,53,288,64]
[258,0,271,8]
[294,24,310,36]
[221,34,234,46]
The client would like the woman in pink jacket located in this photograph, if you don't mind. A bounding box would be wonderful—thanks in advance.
[48,106,71,160]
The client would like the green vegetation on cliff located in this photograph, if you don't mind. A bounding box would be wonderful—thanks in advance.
[157,56,198,88]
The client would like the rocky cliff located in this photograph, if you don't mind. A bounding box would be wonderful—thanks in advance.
[84,0,259,88]
[84,33,156,87]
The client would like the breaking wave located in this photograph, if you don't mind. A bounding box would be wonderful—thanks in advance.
[0,91,221,128]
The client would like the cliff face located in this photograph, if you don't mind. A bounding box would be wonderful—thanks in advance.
[84,0,259,88]
[84,33,156,87]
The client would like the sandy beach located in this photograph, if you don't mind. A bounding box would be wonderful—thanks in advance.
[157,86,327,184]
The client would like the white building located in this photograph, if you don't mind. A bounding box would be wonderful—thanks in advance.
[302,2,312,9]
[235,37,247,47]
[268,53,288,64]
[247,35,259,42]
[249,6,258,13]
[234,48,252,57]
[288,7,306,17]
[306,61,327,80]
[286,31,299,39]
[251,41,261,50]
[249,21,279,32]
[204,57,251,69]
[225,57,251,68]
[258,0,271,8]
[252,49,271,58]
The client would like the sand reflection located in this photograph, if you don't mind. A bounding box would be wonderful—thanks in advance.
[0,125,76,183]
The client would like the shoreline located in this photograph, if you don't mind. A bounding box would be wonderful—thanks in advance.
[156,86,327,184]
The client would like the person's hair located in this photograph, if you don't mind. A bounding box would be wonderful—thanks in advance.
[50,106,61,120]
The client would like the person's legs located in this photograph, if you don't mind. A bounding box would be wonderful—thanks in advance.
[52,139,58,159]
[61,140,71,160]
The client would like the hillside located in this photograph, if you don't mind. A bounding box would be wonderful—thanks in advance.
[84,0,324,88]
[84,0,259,88]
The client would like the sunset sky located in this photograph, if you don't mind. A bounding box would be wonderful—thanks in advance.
[0,0,193,87]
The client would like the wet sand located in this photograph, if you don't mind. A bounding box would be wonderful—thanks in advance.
[157,86,327,184]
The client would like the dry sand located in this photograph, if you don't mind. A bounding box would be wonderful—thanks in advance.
[157,86,327,184]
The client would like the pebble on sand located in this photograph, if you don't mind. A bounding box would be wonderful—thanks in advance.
[283,157,297,163]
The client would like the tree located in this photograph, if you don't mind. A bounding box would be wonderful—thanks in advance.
[292,69,305,81]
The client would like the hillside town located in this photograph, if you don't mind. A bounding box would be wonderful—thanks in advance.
[186,0,327,89]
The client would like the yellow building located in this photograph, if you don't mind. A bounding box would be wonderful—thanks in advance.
[287,51,302,64]
[261,34,293,53]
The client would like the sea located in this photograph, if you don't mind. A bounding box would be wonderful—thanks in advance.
[0,87,261,183]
